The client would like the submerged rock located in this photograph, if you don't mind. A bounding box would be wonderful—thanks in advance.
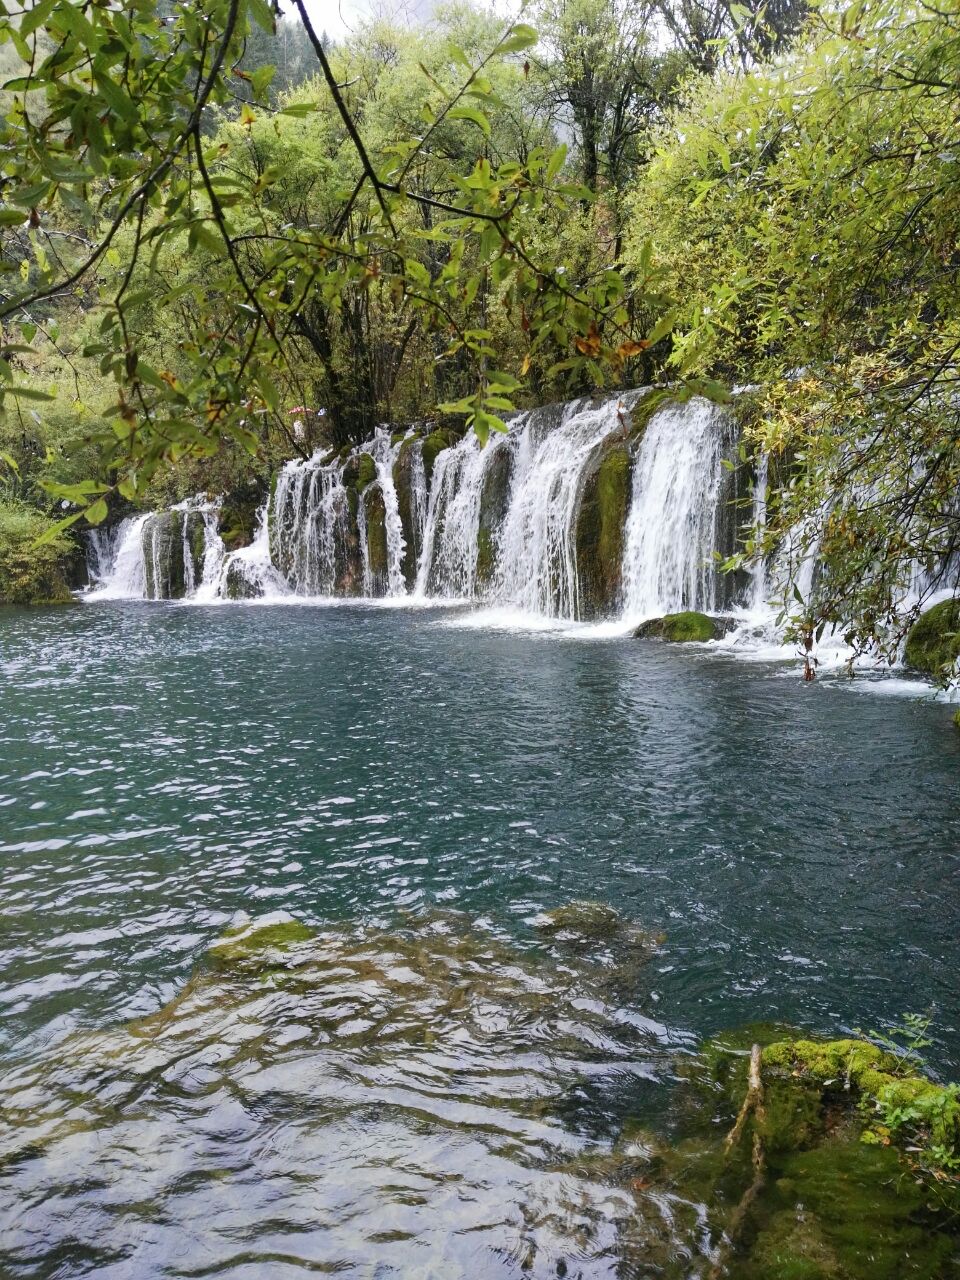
[575,439,631,618]
[904,598,960,677]
[635,610,732,642]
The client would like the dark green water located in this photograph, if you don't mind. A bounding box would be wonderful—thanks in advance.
[1,602,958,1277]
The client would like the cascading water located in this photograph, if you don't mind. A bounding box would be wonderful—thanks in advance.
[748,451,770,611]
[621,398,737,621]
[414,427,513,600]
[491,399,634,618]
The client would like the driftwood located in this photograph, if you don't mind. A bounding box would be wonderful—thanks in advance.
[709,1043,766,1279]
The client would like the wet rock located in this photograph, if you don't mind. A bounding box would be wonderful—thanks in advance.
[421,428,458,485]
[634,611,735,642]
[904,598,960,677]
[476,444,513,588]
[217,480,263,551]
[364,484,389,595]
[393,437,420,588]
[575,439,631,619]
[223,558,263,600]
[141,510,186,599]
[355,452,376,493]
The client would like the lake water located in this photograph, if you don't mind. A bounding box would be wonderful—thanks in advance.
[1,601,958,1277]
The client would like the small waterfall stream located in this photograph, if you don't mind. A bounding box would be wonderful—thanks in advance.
[621,399,737,621]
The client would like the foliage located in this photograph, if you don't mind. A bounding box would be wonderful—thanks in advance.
[623,0,960,658]
[0,499,73,601]
[0,0,676,541]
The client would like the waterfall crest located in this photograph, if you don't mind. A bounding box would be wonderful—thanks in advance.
[85,392,758,624]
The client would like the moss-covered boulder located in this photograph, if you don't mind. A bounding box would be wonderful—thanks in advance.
[635,610,726,641]
[364,484,389,595]
[217,480,262,551]
[476,443,513,589]
[355,451,376,493]
[421,428,457,485]
[575,439,631,618]
[141,510,186,599]
[0,502,75,604]
[904,598,960,677]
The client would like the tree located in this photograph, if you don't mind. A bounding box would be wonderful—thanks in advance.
[0,0,656,532]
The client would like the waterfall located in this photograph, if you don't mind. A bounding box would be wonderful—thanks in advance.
[749,451,770,611]
[82,392,757,621]
[621,398,737,621]
[414,429,512,599]
[491,400,634,618]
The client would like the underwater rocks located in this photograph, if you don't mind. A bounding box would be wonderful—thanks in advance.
[904,598,960,677]
[634,610,734,641]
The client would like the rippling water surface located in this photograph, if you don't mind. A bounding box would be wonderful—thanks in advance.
[1,601,958,1277]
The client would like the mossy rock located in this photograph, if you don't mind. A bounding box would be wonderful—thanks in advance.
[904,598,960,677]
[476,444,513,589]
[635,610,725,642]
[141,510,186,599]
[223,558,262,600]
[393,438,420,588]
[954,709,960,731]
[762,1037,960,1152]
[217,480,263,552]
[575,439,631,619]
[186,511,207,580]
[207,915,316,969]
[364,484,388,594]
[421,428,457,485]
[740,1138,956,1280]
[355,451,377,493]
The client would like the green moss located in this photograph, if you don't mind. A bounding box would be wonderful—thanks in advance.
[575,441,631,618]
[208,916,316,968]
[393,438,420,588]
[475,444,512,589]
[421,429,455,484]
[954,709,960,731]
[0,501,74,604]
[636,610,720,641]
[355,451,376,492]
[187,512,206,577]
[904,598,960,677]
[365,485,388,590]
[741,1138,956,1280]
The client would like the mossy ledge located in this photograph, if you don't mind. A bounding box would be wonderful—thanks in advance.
[635,610,728,642]
[761,1036,960,1152]
[904,598,960,677]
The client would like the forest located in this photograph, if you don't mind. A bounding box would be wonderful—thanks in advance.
[0,0,956,663]
[2,1,960,1276]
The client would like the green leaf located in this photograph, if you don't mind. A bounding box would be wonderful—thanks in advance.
[85,498,109,525]
[498,22,537,53]
[6,385,55,401]
[448,105,491,138]
[546,143,567,182]
[32,509,83,546]
[247,0,277,34]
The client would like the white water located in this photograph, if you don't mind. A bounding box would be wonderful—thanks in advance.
[82,391,958,693]
[492,400,628,619]
[621,399,736,622]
